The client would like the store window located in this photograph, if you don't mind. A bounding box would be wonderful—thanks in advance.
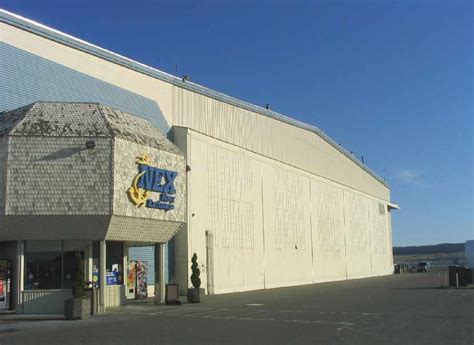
[63,241,88,289]
[106,242,123,285]
[24,240,89,290]
[24,241,62,290]
[91,241,123,286]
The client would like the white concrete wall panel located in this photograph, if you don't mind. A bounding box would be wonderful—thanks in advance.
[387,210,394,273]
[262,164,313,289]
[310,180,347,283]
[187,133,265,293]
[185,129,393,293]
[344,192,372,279]
[171,128,190,294]
[368,199,391,276]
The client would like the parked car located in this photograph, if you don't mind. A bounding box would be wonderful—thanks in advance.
[394,263,410,274]
[401,263,410,272]
[417,262,431,272]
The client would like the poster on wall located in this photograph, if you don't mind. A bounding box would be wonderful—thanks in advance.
[127,261,137,300]
[0,260,11,310]
[136,260,148,300]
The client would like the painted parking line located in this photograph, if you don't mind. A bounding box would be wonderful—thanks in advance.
[179,308,226,317]
[202,314,355,326]
[133,307,199,315]
[121,306,386,329]
[157,307,359,327]
[199,308,239,318]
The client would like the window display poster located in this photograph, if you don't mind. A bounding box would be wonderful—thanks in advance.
[127,261,136,288]
[0,280,5,303]
[0,260,11,310]
[136,260,148,300]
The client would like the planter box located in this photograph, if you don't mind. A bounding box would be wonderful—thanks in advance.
[64,298,91,320]
[187,288,204,303]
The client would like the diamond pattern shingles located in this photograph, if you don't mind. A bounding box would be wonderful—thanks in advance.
[1,102,183,155]
[99,105,182,155]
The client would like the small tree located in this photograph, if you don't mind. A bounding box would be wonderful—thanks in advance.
[73,252,85,299]
[190,253,201,288]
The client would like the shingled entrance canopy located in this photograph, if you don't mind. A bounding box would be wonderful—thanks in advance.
[0,102,186,242]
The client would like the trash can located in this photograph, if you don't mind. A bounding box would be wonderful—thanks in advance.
[458,266,469,286]
[449,266,458,287]
[165,284,180,305]
[85,286,99,315]
[449,266,471,287]
[467,268,474,285]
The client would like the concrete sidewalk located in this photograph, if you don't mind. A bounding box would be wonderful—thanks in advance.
[0,312,64,322]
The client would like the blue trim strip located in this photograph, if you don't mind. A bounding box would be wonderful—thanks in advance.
[0,9,388,187]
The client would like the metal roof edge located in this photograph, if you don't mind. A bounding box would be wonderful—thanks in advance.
[387,202,400,210]
[0,9,389,188]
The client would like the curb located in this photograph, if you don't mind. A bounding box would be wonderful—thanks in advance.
[0,314,65,322]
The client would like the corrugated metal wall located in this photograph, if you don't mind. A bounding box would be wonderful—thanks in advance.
[128,243,175,286]
[128,246,155,285]
[173,87,389,201]
[0,42,169,134]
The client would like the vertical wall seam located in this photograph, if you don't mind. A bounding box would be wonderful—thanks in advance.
[309,178,315,283]
[187,131,192,271]
[343,190,348,280]
[260,163,266,289]
[368,202,373,276]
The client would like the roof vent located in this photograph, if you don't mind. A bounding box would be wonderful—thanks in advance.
[182,75,190,82]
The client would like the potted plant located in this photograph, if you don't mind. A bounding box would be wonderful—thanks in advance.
[65,252,91,320]
[187,253,204,303]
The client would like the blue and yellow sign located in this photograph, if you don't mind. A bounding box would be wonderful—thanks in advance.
[127,154,177,211]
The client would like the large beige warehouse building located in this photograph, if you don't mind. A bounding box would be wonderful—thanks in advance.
[0,10,398,314]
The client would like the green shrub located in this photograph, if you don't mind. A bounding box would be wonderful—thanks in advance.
[190,253,201,288]
[73,252,85,299]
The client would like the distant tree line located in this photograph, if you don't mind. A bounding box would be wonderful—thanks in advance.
[393,243,465,256]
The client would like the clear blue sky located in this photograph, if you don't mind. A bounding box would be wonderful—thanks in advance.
[2,1,472,246]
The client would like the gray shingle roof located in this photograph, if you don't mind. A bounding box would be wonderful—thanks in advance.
[0,102,183,155]
[0,104,34,136]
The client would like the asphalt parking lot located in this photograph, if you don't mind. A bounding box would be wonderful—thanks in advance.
[0,269,473,345]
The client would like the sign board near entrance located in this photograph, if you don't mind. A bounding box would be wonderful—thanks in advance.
[127,154,178,211]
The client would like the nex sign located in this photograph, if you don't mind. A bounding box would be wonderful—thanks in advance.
[137,164,178,194]
[127,154,178,211]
